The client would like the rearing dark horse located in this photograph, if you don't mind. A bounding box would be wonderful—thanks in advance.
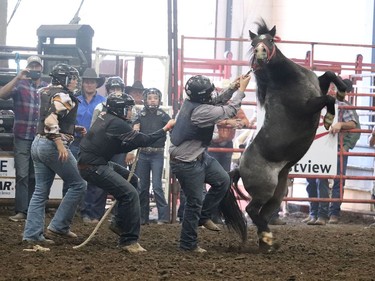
[230,19,348,251]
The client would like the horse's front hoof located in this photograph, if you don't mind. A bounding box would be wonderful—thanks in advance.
[323,113,334,130]
[257,231,279,253]
[258,239,280,253]
[336,91,345,101]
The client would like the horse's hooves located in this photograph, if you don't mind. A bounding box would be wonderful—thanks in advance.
[336,91,345,101]
[258,240,280,253]
[323,113,334,130]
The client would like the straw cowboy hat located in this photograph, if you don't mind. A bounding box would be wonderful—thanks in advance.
[124,80,145,93]
[81,68,105,88]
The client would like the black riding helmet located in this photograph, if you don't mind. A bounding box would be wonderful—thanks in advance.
[185,75,216,104]
[105,76,125,94]
[106,93,135,119]
[143,87,162,112]
[49,63,79,90]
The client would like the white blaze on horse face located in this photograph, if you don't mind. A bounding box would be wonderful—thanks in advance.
[255,42,268,62]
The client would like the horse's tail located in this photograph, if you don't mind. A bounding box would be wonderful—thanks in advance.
[218,168,248,243]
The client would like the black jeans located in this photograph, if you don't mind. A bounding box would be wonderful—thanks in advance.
[79,161,140,246]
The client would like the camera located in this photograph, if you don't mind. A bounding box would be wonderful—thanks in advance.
[26,70,41,80]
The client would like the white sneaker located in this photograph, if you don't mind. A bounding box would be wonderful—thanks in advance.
[9,213,26,222]
[122,243,147,253]
[193,246,207,253]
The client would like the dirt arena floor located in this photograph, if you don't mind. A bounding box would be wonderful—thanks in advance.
[1,207,374,281]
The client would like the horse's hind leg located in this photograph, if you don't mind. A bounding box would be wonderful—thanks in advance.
[245,200,272,249]
[244,181,279,252]
[253,168,289,252]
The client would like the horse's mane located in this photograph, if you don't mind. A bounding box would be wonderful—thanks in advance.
[255,18,272,35]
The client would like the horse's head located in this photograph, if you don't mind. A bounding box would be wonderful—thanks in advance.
[249,19,277,70]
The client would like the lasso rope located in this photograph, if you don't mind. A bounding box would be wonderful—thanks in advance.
[73,150,140,249]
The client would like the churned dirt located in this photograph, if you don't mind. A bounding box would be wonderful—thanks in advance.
[1,207,375,281]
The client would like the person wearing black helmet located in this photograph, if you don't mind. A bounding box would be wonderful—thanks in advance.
[23,63,87,244]
[169,74,250,253]
[78,93,175,253]
[91,76,126,126]
[133,87,171,225]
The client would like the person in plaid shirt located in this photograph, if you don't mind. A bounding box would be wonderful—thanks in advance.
[0,55,48,222]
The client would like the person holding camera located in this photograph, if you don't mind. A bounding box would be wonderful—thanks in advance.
[0,55,48,222]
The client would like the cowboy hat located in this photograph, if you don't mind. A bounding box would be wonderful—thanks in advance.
[81,68,105,88]
[124,80,145,93]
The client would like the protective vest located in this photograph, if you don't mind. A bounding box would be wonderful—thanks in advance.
[80,113,132,163]
[170,100,214,146]
[37,87,78,135]
[138,108,167,148]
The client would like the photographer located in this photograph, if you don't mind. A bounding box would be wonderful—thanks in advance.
[0,55,48,222]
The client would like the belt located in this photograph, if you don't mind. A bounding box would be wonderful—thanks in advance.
[37,134,72,146]
[170,153,203,163]
[140,147,165,153]
[37,134,48,139]
[77,163,97,170]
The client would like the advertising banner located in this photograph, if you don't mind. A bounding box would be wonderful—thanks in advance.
[0,156,63,199]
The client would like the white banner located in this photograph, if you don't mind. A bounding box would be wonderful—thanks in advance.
[0,156,63,199]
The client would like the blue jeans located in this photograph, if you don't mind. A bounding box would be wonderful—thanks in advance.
[306,178,329,219]
[208,141,233,222]
[13,137,35,215]
[178,185,207,222]
[80,184,107,220]
[171,153,230,250]
[329,154,348,217]
[208,141,233,172]
[136,151,169,223]
[62,139,80,196]
[79,161,140,246]
[23,136,86,241]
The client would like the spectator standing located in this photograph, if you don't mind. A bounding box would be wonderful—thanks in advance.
[133,88,171,225]
[78,93,175,253]
[92,76,131,167]
[125,80,145,167]
[125,80,145,110]
[65,68,106,224]
[302,78,360,225]
[301,178,330,225]
[0,55,48,222]
[328,79,360,224]
[209,108,250,171]
[91,76,125,127]
[169,74,250,253]
[207,108,250,224]
[23,63,86,243]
